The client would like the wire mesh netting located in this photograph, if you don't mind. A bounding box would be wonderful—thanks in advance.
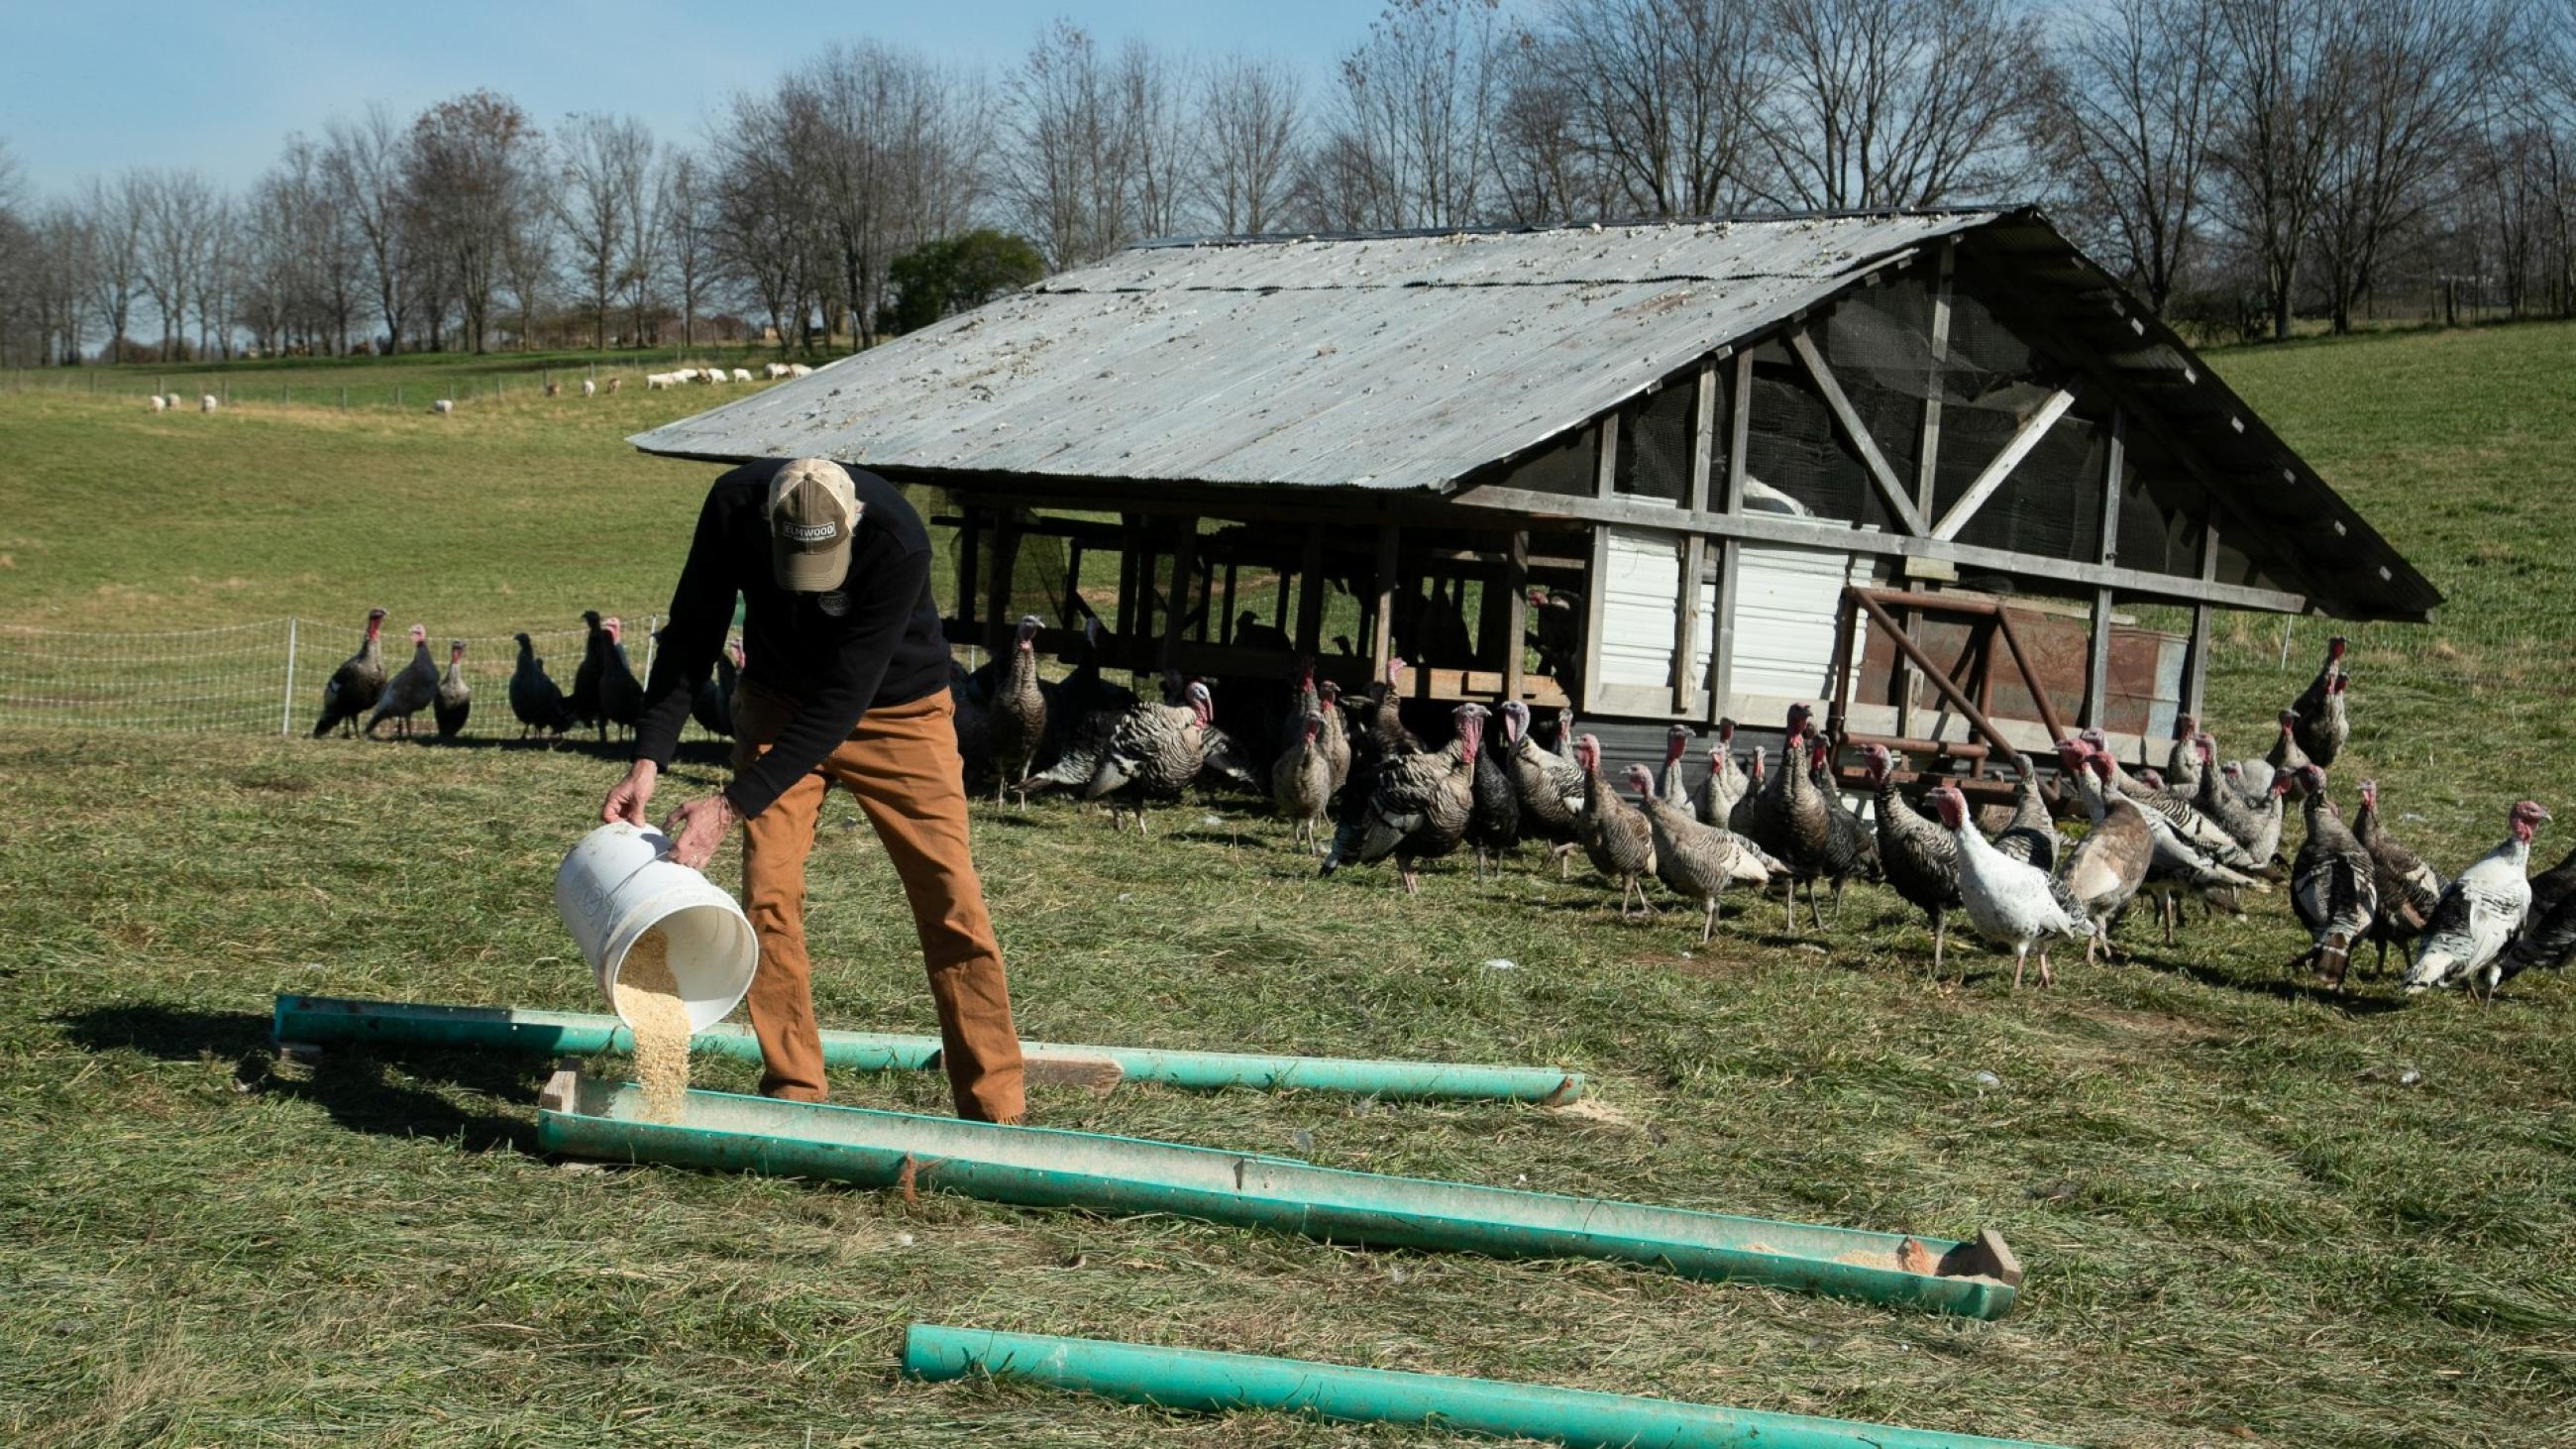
[0,613,739,740]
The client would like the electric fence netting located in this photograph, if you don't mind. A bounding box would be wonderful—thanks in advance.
[0,613,744,739]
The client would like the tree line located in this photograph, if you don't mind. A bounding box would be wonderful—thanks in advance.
[2,0,2572,368]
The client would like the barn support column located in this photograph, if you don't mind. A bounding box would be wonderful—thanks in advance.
[983,509,1020,660]
[1900,243,1956,739]
[1704,352,1751,724]
[1503,530,1529,702]
[2081,411,2127,731]
[1160,517,1198,671]
[1295,526,1327,657]
[1367,524,1401,685]
[1672,361,1718,715]
[1579,414,1619,713]
[2181,518,2219,721]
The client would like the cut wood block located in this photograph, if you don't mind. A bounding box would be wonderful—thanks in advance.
[538,1058,585,1115]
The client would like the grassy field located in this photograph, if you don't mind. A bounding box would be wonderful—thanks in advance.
[7,343,813,411]
[1,322,2573,1446]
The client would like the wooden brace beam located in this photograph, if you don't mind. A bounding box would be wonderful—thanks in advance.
[1789,328,1924,536]
[1929,388,2081,541]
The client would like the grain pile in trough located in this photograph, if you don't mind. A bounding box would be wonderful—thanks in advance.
[612,928,692,1123]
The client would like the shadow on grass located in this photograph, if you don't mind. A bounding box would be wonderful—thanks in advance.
[329,734,735,767]
[2115,951,2413,1015]
[54,1002,542,1153]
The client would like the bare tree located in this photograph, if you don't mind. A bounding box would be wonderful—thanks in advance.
[1005,21,1140,268]
[1489,42,1612,222]
[2041,0,2217,315]
[138,167,221,360]
[322,106,416,353]
[2309,0,2504,332]
[709,88,824,352]
[1200,56,1303,232]
[0,140,26,366]
[621,142,666,348]
[1527,0,1771,219]
[558,113,651,348]
[503,178,558,350]
[661,150,717,350]
[405,90,542,353]
[2206,0,2357,339]
[1323,0,1509,229]
[1757,0,2045,211]
[81,173,148,363]
[1122,40,1198,240]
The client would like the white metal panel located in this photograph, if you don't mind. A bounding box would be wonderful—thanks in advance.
[1600,525,1682,689]
[1728,544,1867,703]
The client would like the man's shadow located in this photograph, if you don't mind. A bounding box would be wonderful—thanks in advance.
[55,1003,546,1154]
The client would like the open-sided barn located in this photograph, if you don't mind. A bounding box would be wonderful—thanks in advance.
[632,206,2435,794]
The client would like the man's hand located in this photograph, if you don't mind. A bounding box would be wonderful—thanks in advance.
[660,794,739,871]
[600,760,658,826]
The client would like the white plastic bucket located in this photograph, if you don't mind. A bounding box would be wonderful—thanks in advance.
[554,821,758,1033]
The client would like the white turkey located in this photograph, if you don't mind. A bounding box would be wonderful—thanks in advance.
[2405,800,2551,999]
[2287,765,2376,989]
[1934,781,2091,989]
[1987,754,2058,872]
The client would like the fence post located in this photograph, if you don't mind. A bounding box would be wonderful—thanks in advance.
[280,616,299,736]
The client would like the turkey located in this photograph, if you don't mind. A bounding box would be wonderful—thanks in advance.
[1574,733,1658,918]
[1272,711,1335,853]
[508,631,574,741]
[2135,793,2271,949]
[2490,890,2576,996]
[984,614,1054,802]
[692,637,742,739]
[309,607,388,737]
[571,610,610,733]
[2287,766,2378,989]
[1016,641,1142,806]
[1987,755,2058,872]
[1628,763,1790,943]
[597,616,645,739]
[2260,711,2310,798]
[1526,587,1580,680]
[1083,680,1218,835]
[1232,610,1293,654]
[1277,657,1326,772]
[2405,800,2551,998]
[1658,724,1693,807]
[432,639,472,738]
[1694,719,1748,828]
[1463,699,1523,875]
[1366,657,1418,753]
[1862,743,1962,971]
[1501,699,1583,877]
[1314,678,1352,793]
[1194,712,1265,795]
[2161,714,2202,797]
[2288,635,2349,767]
[1728,746,1764,836]
[2353,778,2444,972]
[1935,781,2091,989]
[2085,727,2269,876]
[1323,703,1483,894]
[365,624,439,738]
[1738,705,1837,934]
[2522,842,2576,926]
[2193,732,2286,867]
[948,660,993,777]
[1807,734,1881,919]
[2052,738,2155,965]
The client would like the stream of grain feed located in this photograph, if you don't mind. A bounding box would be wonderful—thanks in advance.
[612,928,692,1123]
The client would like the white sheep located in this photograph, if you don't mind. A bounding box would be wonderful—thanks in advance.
[764,362,792,380]
[673,368,700,383]
[730,368,754,384]
[646,374,672,390]
[200,394,219,412]
[431,398,454,415]
[148,393,167,413]
[786,363,814,378]
[581,379,596,398]
[701,368,724,384]
[164,392,182,409]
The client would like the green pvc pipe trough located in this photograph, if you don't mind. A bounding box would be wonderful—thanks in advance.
[535,1072,2021,1318]
[902,1325,2062,1448]
[272,994,1582,1103]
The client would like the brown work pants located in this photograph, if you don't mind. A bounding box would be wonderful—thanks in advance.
[731,681,1024,1122]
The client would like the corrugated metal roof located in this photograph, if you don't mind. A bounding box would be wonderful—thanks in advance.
[628,212,1997,490]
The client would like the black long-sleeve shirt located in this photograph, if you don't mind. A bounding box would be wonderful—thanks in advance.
[634,460,948,819]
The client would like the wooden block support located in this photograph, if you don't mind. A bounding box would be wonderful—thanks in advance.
[539,1058,584,1115]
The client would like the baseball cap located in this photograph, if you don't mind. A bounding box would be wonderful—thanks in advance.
[768,458,862,592]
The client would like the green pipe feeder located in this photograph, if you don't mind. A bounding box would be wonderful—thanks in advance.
[535,1067,2021,1318]
[272,993,1584,1103]
[901,1324,2064,1448]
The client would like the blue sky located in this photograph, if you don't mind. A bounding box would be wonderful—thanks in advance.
[0,1,1381,195]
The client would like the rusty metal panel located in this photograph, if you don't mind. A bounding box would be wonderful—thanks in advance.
[1851,599,2179,743]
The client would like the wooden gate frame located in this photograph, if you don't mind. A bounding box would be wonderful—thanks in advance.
[1822,586,2069,799]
